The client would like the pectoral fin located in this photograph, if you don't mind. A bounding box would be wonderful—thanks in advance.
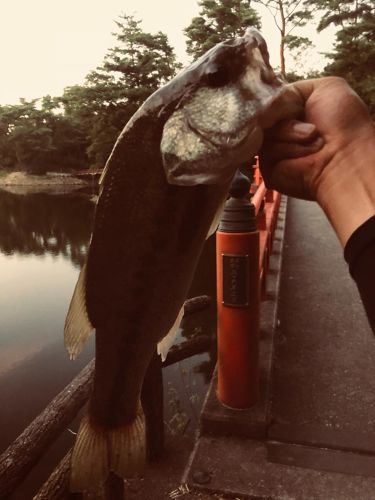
[157,305,184,362]
[64,263,94,360]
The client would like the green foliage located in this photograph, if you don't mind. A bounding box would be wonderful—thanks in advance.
[60,14,180,167]
[0,109,17,168]
[185,0,261,60]
[58,83,127,168]
[284,34,312,51]
[0,99,84,174]
[101,15,179,101]
[315,0,373,31]
[315,0,375,117]
[0,98,88,174]
[1,14,180,172]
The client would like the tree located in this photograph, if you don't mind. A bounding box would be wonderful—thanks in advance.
[0,106,17,168]
[315,0,375,117]
[0,98,87,174]
[253,0,315,77]
[1,14,181,172]
[59,83,118,168]
[0,100,55,173]
[184,0,261,60]
[99,14,180,106]
[60,14,181,167]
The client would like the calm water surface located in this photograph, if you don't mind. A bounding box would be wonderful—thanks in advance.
[0,188,217,498]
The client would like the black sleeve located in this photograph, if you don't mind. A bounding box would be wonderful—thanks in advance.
[344,215,375,335]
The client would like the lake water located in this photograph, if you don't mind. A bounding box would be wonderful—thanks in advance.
[0,187,217,498]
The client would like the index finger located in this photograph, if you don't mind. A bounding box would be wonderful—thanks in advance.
[290,77,348,103]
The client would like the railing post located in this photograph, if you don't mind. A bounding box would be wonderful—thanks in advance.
[216,171,260,409]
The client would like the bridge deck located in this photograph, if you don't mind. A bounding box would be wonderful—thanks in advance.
[185,197,375,499]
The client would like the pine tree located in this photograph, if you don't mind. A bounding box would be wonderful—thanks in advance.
[185,0,261,60]
[315,0,375,117]
[61,14,181,167]
[0,14,181,172]
[253,0,315,78]
[99,15,179,106]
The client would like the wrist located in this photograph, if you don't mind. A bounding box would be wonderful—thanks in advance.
[316,126,375,246]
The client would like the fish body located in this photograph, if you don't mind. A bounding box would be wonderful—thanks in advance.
[65,28,301,493]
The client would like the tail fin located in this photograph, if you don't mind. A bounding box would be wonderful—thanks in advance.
[70,415,108,493]
[109,411,146,477]
[70,407,146,494]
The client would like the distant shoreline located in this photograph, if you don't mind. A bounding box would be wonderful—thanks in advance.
[0,172,90,195]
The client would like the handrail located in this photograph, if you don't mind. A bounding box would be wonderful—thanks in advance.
[0,361,94,499]
[0,296,212,499]
[251,181,266,216]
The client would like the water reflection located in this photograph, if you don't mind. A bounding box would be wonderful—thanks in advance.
[0,188,95,377]
[0,189,94,267]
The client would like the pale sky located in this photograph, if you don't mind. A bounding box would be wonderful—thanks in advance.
[0,0,336,105]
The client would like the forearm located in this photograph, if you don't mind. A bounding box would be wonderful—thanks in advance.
[316,125,375,247]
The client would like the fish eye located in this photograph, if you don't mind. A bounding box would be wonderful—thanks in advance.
[205,67,231,88]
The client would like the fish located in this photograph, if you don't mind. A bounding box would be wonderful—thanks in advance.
[64,27,302,494]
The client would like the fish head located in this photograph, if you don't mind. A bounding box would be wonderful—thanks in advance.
[159,28,302,186]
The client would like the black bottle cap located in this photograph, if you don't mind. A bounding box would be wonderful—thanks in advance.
[218,170,256,233]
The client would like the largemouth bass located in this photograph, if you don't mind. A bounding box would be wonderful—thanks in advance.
[64,28,301,493]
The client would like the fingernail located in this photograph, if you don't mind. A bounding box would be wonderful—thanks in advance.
[292,122,316,136]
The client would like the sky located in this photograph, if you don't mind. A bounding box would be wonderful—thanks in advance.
[0,0,337,105]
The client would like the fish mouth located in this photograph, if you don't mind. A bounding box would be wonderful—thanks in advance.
[186,116,251,151]
[162,114,257,187]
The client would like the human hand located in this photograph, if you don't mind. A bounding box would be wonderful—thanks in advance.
[260,77,374,201]
[260,76,375,245]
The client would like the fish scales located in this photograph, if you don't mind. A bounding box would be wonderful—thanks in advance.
[86,115,225,427]
[86,115,225,327]
[64,27,303,493]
